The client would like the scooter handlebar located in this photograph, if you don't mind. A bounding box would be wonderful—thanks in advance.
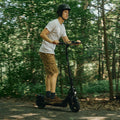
[58,41,81,45]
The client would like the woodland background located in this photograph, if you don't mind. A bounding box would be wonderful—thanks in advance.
[0,0,120,100]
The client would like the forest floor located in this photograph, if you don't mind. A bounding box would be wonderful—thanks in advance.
[0,97,120,120]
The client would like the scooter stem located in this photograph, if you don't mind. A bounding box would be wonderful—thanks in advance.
[65,44,73,87]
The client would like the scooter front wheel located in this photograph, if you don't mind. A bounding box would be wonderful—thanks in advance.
[36,94,46,109]
[69,97,80,112]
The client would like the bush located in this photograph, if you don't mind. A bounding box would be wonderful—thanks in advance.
[0,81,45,98]
[83,80,109,94]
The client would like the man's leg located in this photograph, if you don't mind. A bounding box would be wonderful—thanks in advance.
[45,75,51,91]
[50,72,58,99]
[45,75,51,98]
[39,52,61,101]
[45,72,63,103]
[50,72,58,93]
[45,72,58,98]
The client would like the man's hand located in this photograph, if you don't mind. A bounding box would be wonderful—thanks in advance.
[71,40,81,45]
[52,40,59,45]
[76,40,81,44]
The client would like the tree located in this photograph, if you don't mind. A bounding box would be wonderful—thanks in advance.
[102,0,114,100]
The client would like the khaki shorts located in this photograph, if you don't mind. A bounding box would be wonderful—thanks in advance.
[39,52,58,75]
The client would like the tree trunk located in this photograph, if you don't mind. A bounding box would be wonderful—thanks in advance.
[75,0,89,97]
[0,62,2,83]
[116,51,120,94]
[115,12,120,95]
[112,49,116,80]
[102,0,114,100]
[101,27,105,80]
[97,0,102,80]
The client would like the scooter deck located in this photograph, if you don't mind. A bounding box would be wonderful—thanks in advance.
[45,100,68,107]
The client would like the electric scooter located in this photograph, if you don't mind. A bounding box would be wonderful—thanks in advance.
[36,41,80,112]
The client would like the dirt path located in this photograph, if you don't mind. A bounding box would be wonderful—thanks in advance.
[0,98,120,120]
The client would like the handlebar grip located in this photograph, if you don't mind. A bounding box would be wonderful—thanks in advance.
[71,41,81,44]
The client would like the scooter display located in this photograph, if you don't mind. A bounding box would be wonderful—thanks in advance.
[36,41,80,112]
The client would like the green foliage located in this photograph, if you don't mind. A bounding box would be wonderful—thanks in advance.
[0,80,45,97]
[0,0,120,99]
[1,79,119,98]
[77,79,120,97]
[84,80,109,94]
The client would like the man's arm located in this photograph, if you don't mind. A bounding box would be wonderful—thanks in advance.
[40,28,53,43]
[40,28,59,44]
[62,36,71,44]
[62,36,81,45]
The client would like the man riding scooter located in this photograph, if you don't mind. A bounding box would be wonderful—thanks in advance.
[39,3,81,104]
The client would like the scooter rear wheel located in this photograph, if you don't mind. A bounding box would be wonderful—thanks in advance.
[69,97,80,112]
[36,95,46,109]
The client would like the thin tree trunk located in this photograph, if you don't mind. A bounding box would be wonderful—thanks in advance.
[102,0,114,100]
[0,62,2,83]
[101,19,105,80]
[116,51,120,94]
[75,0,89,97]
[97,0,102,80]
[112,48,116,80]
[115,13,120,95]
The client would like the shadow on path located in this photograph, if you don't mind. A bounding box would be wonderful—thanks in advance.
[0,98,120,120]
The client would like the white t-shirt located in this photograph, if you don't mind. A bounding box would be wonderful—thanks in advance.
[39,19,67,54]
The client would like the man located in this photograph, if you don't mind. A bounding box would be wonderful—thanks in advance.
[39,4,80,103]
